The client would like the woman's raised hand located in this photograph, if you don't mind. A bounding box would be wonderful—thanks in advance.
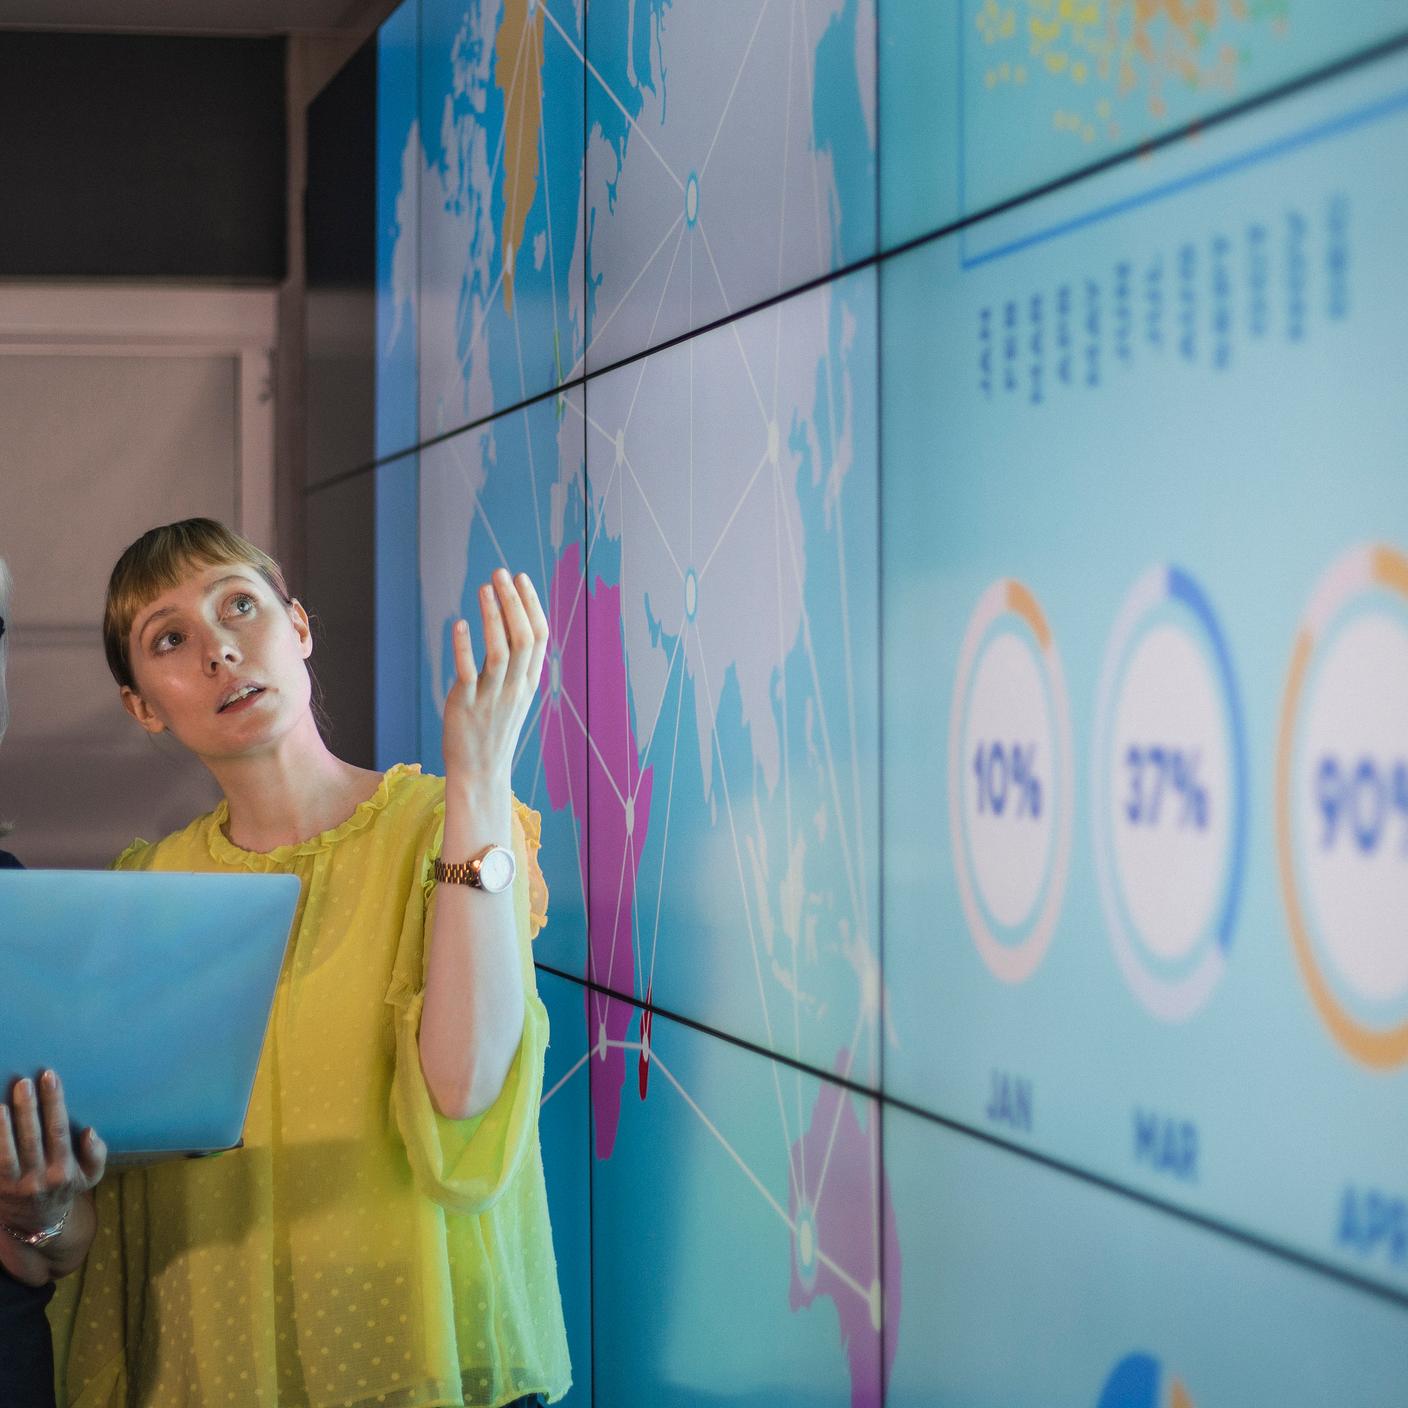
[0,1071,106,1239]
[442,568,549,798]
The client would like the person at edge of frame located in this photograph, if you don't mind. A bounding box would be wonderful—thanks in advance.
[0,553,109,1408]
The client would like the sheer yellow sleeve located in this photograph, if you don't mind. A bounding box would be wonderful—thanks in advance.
[48,1171,143,1407]
[516,796,550,939]
[384,796,551,1217]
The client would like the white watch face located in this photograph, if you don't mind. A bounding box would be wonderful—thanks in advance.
[476,846,516,893]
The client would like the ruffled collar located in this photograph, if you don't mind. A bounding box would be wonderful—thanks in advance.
[206,762,421,870]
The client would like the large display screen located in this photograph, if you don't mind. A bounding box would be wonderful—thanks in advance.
[369,3,1408,1403]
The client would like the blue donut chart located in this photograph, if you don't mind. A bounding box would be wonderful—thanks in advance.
[1092,564,1250,1021]
[1166,564,1249,955]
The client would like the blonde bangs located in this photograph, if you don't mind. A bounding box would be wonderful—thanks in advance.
[103,519,290,688]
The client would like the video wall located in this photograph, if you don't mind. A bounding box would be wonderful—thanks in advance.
[370,2,1408,1402]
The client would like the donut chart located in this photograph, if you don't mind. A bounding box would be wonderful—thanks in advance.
[948,578,1074,983]
[1277,543,1408,1068]
[1092,566,1248,1022]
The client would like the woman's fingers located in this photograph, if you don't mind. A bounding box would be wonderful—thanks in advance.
[444,570,545,789]
[519,573,550,696]
[450,616,477,689]
[0,1075,100,1222]
[0,1105,19,1183]
[494,568,534,682]
[38,1070,73,1171]
[77,1128,107,1188]
[8,1079,42,1173]
[478,578,510,689]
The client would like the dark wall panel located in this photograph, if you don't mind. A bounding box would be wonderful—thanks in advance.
[305,35,376,487]
[303,469,375,770]
[303,33,377,767]
[0,33,286,279]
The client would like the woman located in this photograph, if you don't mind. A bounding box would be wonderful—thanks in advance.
[0,555,108,1408]
[50,520,569,1407]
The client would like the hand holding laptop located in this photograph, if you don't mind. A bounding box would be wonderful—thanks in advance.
[0,1068,106,1286]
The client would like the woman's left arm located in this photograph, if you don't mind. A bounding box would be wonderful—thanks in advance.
[418,567,549,1121]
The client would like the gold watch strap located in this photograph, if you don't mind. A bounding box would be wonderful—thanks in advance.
[433,843,516,892]
[433,856,480,886]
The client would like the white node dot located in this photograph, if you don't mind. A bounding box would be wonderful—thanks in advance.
[868,1279,883,1333]
[548,651,562,698]
[797,1211,815,1269]
[685,173,700,225]
[614,428,625,466]
[505,240,514,271]
[640,1024,650,1064]
[767,420,780,466]
[597,1019,608,1061]
[684,569,698,620]
[625,793,635,836]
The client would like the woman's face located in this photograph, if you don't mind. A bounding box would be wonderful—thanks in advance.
[121,561,314,760]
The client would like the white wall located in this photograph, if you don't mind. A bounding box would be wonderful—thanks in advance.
[0,285,275,867]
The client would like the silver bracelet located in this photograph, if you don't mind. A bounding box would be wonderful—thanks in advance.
[0,1210,68,1248]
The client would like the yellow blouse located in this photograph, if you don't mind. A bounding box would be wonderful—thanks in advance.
[48,763,571,1408]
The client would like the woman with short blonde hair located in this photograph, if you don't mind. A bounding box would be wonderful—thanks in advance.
[51,518,569,1408]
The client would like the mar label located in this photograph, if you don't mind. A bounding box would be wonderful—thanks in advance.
[1133,1108,1198,1182]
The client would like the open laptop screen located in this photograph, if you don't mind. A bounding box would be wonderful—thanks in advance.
[0,870,299,1156]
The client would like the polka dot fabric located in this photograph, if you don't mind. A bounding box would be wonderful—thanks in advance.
[47,765,571,1408]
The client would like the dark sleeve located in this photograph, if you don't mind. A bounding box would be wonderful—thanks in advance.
[0,1269,57,1407]
[0,850,22,870]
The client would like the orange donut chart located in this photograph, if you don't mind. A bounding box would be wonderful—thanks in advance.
[947,577,1074,985]
[1275,543,1408,1069]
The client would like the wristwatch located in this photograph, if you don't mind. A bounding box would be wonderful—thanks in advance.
[1,1210,67,1248]
[433,843,516,894]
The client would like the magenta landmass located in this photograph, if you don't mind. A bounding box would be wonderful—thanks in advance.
[539,542,652,1160]
[788,1050,900,1408]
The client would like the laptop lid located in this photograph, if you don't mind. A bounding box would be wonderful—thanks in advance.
[0,870,300,1157]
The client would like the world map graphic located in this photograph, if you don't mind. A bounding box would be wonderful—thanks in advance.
[385,0,895,1401]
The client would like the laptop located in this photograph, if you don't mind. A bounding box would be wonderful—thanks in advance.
[0,869,300,1157]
